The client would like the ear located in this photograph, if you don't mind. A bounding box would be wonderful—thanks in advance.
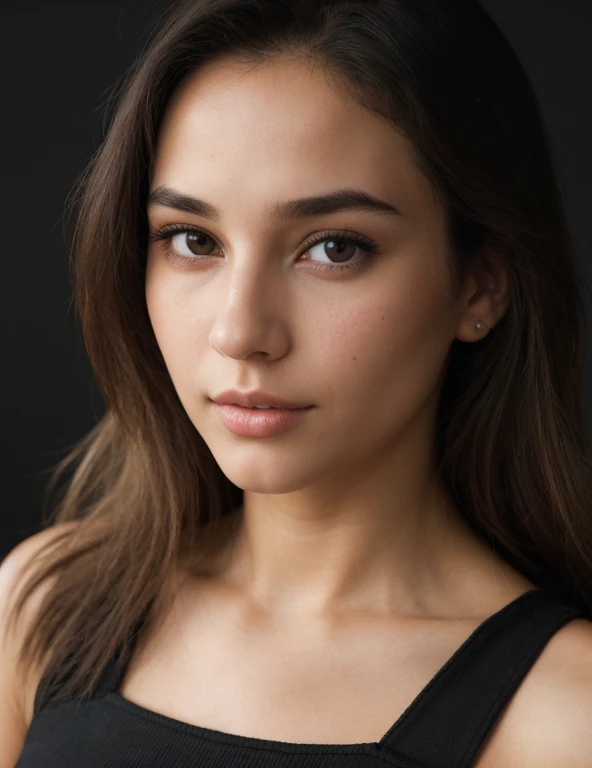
[454,246,510,342]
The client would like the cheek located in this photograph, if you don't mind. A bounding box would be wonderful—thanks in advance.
[145,246,455,432]
[145,267,198,380]
[146,274,172,353]
[318,272,453,429]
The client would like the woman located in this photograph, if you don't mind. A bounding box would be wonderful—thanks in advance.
[3,0,592,765]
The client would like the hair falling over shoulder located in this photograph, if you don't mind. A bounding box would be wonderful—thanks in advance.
[7,0,592,712]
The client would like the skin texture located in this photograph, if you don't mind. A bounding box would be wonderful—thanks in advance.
[145,53,520,626]
[7,55,592,768]
[4,55,592,768]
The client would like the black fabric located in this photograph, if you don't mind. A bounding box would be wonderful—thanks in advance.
[15,587,589,767]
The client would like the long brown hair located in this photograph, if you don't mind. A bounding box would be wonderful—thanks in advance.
[7,0,592,712]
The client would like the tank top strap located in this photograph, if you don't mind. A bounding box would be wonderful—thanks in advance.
[379,587,589,768]
[33,602,152,717]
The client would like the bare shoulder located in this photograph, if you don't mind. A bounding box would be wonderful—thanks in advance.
[0,523,81,729]
[0,522,80,618]
[478,615,592,767]
[1,522,80,620]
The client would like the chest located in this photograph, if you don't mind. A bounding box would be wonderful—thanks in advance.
[117,599,515,761]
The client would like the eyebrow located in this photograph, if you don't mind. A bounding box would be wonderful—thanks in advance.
[146,185,401,221]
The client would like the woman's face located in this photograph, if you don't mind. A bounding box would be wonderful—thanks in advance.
[145,56,478,495]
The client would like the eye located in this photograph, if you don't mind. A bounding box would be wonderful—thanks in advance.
[301,231,381,270]
[148,224,381,272]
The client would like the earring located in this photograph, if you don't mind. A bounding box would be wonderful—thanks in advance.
[476,321,482,330]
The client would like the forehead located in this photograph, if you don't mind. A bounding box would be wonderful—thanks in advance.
[150,56,438,218]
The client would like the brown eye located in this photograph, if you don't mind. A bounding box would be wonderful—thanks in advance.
[181,231,217,256]
[148,224,380,272]
[309,238,360,265]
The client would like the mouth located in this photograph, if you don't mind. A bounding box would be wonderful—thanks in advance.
[208,396,314,410]
[211,401,315,437]
[233,405,314,411]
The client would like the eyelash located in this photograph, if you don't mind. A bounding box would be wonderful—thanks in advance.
[147,223,381,272]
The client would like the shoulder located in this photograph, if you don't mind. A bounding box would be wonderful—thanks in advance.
[0,523,80,611]
[0,523,81,727]
[480,615,592,767]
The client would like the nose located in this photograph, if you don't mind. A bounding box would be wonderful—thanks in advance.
[208,257,291,362]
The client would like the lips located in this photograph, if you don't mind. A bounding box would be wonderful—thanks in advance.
[210,389,313,409]
[212,402,314,437]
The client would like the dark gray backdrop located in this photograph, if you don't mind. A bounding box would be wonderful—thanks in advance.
[1,0,590,559]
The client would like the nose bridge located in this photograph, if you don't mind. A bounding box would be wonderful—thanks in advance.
[224,244,278,313]
[208,246,287,360]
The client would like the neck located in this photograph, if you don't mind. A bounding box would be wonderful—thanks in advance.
[214,477,495,623]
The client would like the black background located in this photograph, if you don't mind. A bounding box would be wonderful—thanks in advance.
[1,1,590,559]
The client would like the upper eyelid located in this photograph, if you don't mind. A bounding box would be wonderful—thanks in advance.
[147,222,376,243]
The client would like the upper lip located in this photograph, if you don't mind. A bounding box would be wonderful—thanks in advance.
[210,389,313,409]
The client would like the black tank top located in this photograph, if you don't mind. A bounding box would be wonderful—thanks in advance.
[14,586,589,767]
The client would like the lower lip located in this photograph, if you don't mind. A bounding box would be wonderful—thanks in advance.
[211,403,315,437]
